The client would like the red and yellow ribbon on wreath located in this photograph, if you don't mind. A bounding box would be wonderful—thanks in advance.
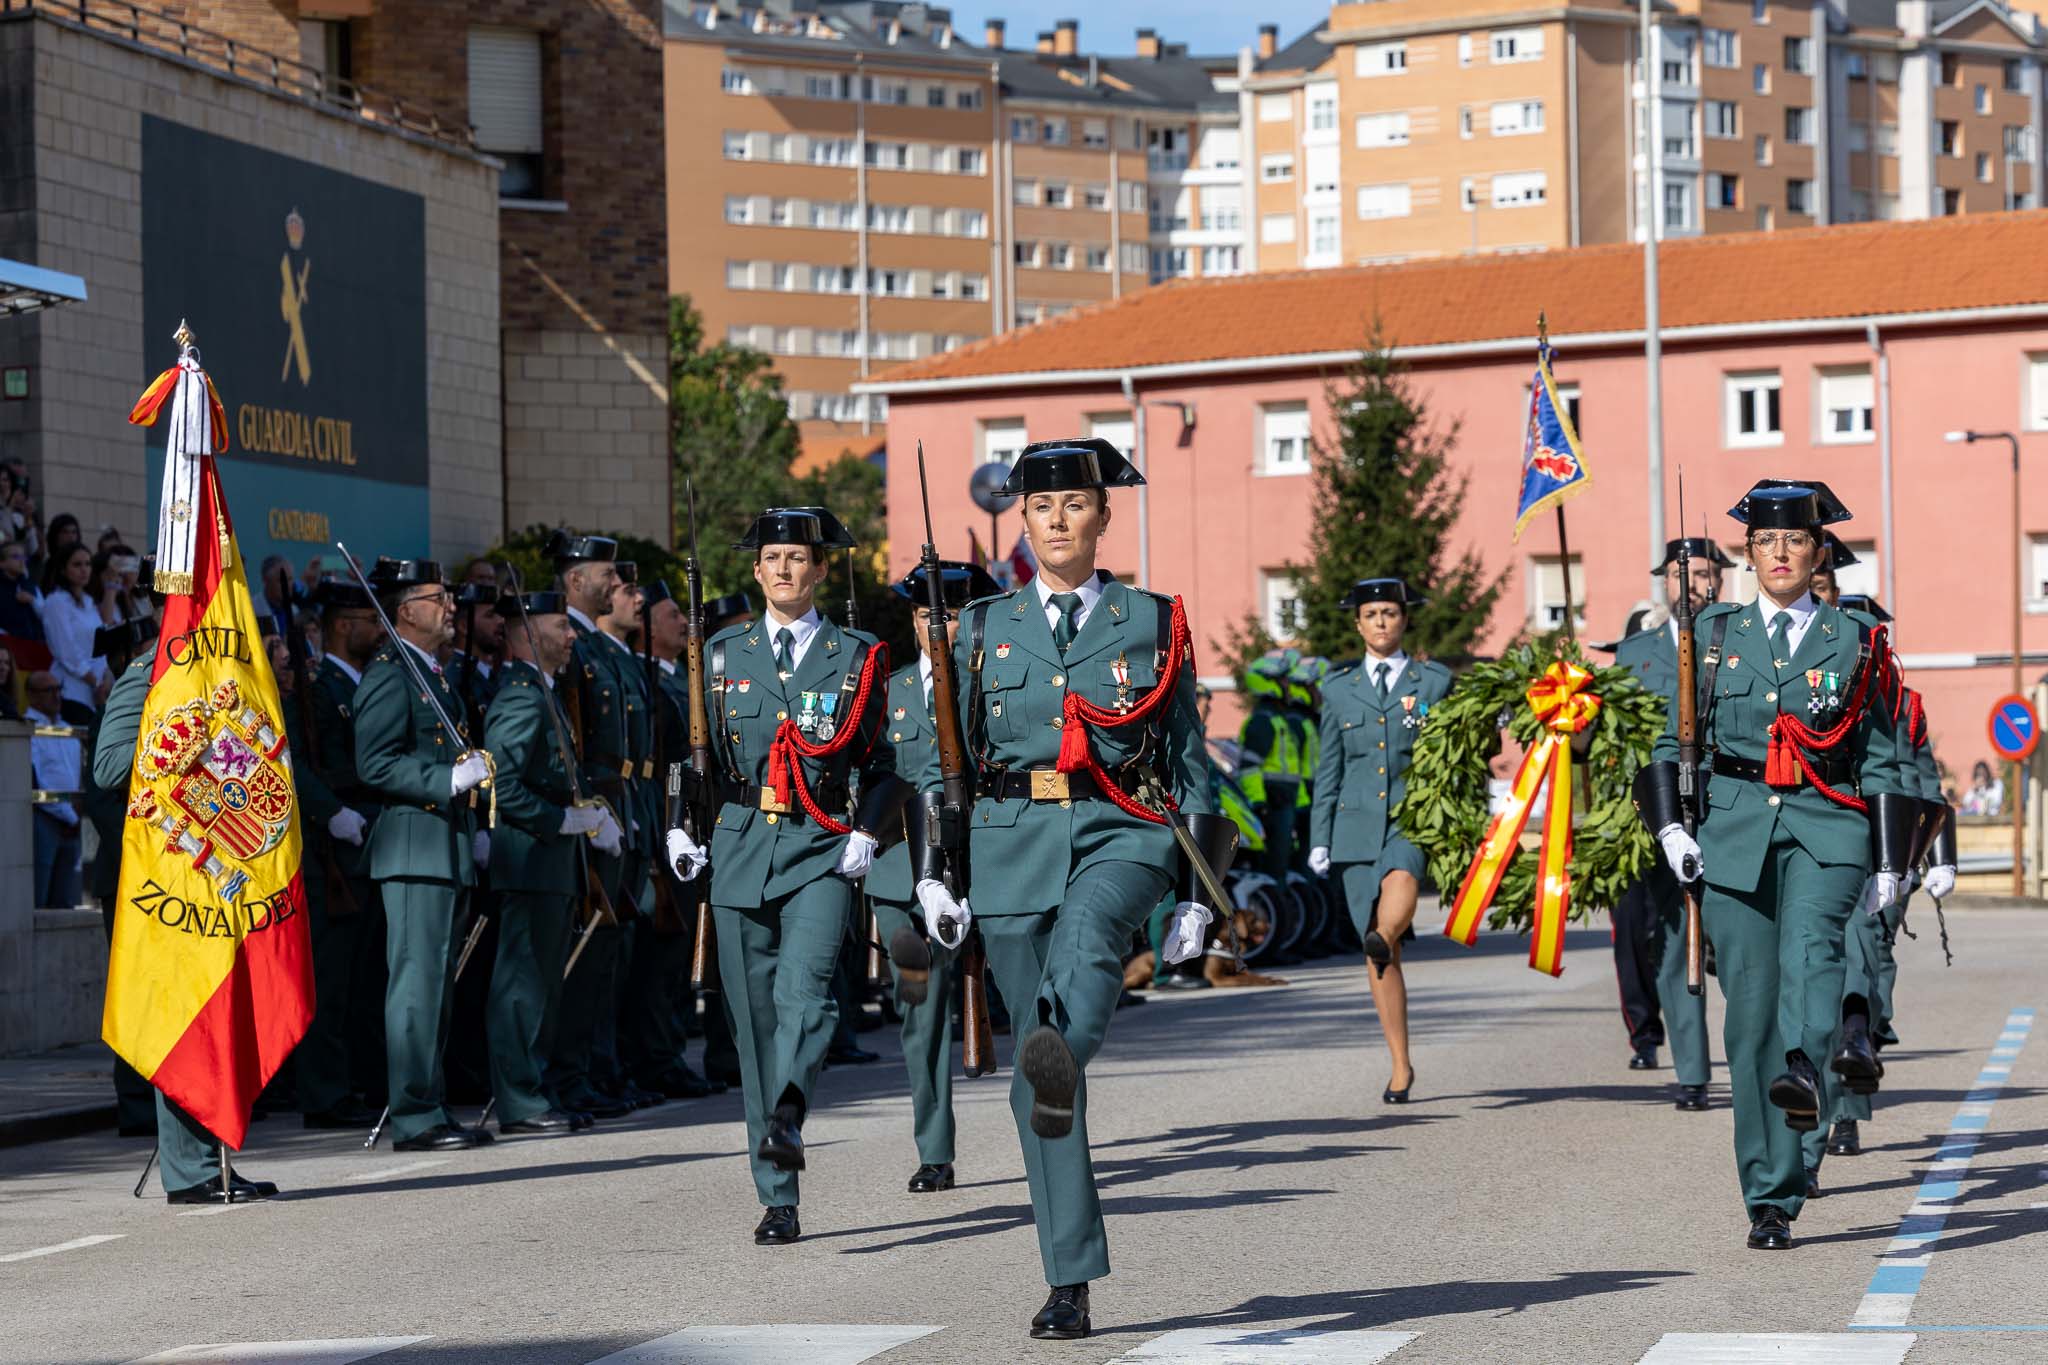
[1444,659,1603,976]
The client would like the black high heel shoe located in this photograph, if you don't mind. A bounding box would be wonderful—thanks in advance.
[1363,931,1392,979]
[1383,1067,1414,1104]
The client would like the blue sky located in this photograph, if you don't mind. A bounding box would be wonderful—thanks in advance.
[966,3,1330,58]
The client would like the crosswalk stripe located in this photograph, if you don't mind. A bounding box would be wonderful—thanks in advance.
[0,1234,124,1263]
[1637,1333,1915,1363]
[585,1325,942,1364]
[1105,1328,1419,1363]
[127,1339,428,1364]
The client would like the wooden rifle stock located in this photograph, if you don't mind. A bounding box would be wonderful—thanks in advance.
[959,929,995,1076]
[683,539,719,988]
[1674,546,1705,997]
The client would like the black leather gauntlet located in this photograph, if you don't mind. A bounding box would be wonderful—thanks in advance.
[1177,813,1240,907]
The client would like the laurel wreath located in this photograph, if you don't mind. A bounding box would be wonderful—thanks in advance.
[1394,639,1664,931]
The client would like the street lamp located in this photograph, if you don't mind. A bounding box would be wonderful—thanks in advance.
[1947,427,2026,895]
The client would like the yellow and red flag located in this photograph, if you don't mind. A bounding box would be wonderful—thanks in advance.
[104,332,313,1148]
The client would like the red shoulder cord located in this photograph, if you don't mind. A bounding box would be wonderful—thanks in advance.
[765,642,889,836]
[1052,595,1193,826]
[1762,623,1904,813]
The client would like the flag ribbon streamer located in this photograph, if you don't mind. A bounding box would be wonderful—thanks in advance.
[1444,659,1603,976]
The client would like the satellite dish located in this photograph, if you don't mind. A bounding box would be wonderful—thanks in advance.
[969,460,1017,514]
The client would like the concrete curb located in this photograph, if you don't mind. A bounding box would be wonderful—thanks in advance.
[0,1102,115,1149]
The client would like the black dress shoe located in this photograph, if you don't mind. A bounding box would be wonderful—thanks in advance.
[394,1123,479,1152]
[1018,1026,1079,1140]
[1363,930,1392,978]
[1383,1067,1414,1105]
[1827,1119,1862,1156]
[1805,1167,1823,1199]
[619,1081,666,1109]
[1768,1056,1822,1132]
[1628,1043,1659,1071]
[826,1042,881,1066]
[890,925,933,1007]
[166,1173,279,1205]
[908,1162,955,1193]
[1746,1206,1793,1250]
[575,1094,635,1120]
[500,1108,577,1135]
[1030,1283,1091,1340]
[759,1114,805,1172]
[565,1109,594,1131]
[461,1122,495,1145]
[753,1204,801,1244]
[1830,1016,1883,1096]
[647,1066,714,1099]
[1674,1084,1710,1112]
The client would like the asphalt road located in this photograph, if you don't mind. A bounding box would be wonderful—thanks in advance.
[4,907,2046,1365]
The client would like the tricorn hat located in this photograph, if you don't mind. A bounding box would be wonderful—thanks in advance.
[1837,593,1891,622]
[641,579,675,608]
[705,591,753,623]
[545,530,619,568]
[499,589,567,619]
[1728,479,1851,529]
[455,582,499,607]
[614,561,640,588]
[367,557,444,594]
[1000,437,1146,497]
[734,506,857,551]
[1339,577,1427,610]
[310,576,375,612]
[1820,532,1860,571]
[893,560,1002,609]
[92,615,158,661]
[1652,537,1736,572]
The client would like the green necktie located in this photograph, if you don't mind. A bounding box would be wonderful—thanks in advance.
[774,627,796,678]
[1051,592,1083,654]
[1373,661,1390,701]
[1769,612,1792,675]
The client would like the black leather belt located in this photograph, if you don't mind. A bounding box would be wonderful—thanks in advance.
[1712,750,1855,789]
[983,767,1127,802]
[735,780,848,818]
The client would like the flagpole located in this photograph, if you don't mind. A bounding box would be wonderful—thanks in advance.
[1555,506,1578,646]
[220,1141,233,1204]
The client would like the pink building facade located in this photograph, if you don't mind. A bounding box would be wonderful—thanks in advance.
[861,217,2048,788]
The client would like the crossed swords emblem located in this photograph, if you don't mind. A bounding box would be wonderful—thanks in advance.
[278,253,312,385]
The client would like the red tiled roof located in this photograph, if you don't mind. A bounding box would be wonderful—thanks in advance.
[867,212,2048,387]
[796,432,886,475]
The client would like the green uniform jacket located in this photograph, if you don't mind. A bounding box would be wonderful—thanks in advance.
[86,656,154,900]
[353,641,478,886]
[706,614,896,906]
[1614,622,1680,698]
[309,658,382,876]
[867,662,942,905]
[282,698,343,833]
[484,659,580,893]
[1309,656,1455,862]
[567,621,658,861]
[1653,601,1909,894]
[950,578,1214,917]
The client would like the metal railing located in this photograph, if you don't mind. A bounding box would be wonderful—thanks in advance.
[4,0,477,152]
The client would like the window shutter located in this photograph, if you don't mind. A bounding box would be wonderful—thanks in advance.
[468,27,543,155]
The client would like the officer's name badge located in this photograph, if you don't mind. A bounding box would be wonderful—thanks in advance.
[995,643,1012,659]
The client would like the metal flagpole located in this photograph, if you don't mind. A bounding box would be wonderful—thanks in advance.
[1640,0,1666,602]
[219,1142,233,1203]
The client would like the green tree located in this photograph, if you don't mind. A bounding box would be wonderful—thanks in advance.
[1284,327,1506,663]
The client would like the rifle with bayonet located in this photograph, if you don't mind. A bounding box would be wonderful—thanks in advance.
[680,483,720,988]
[1673,480,1706,996]
[909,442,995,1077]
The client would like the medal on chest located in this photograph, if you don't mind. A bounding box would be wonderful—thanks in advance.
[1806,669,1824,715]
[798,690,819,735]
[1111,651,1132,712]
[816,692,839,742]
[1401,694,1419,728]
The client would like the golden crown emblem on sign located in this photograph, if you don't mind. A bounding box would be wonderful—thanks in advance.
[285,205,305,251]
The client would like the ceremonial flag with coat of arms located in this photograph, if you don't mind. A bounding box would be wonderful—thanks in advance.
[103,329,314,1149]
[1512,335,1592,541]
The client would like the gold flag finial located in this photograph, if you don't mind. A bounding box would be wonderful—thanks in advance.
[173,319,195,352]
[1537,311,1549,347]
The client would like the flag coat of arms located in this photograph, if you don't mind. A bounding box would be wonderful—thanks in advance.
[104,334,314,1149]
[1512,338,1592,541]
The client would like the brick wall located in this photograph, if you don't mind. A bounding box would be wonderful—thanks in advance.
[0,11,502,560]
[502,330,668,539]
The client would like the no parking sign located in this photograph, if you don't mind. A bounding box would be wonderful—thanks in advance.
[1989,695,2040,763]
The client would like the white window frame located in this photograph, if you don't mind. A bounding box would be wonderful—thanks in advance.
[1261,570,1306,639]
[1706,100,1738,139]
[1491,170,1547,207]
[1703,29,1737,69]
[1356,111,1412,148]
[979,417,1028,467]
[1528,555,1586,633]
[1308,91,1338,131]
[1260,213,1295,244]
[1260,401,1312,476]
[1491,100,1544,136]
[1356,41,1408,78]
[1786,178,1813,215]
[1355,182,1412,219]
[1492,28,1544,64]
[1816,365,1875,445]
[1258,94,1292,123]
[2025,353,2048,431]
[1261,153,1295,182]
[1725,370,1784,448]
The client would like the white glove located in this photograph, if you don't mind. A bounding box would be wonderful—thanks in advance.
[1873,871,1903,912]
[1308,846,1332,877]
[592,808,624,856]
[471,830,490,869]
[915,878,971,950]
[1656,824,1702,882]
[665,826,707,882]
[836,829,878,879]
[327,807,367,847]
[1923,864,1957,902]
[450,752,491,796]
[559,805,604,837]
[1160,901,1214,965]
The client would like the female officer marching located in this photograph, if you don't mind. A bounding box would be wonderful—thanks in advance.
[664,507,906,1247]
[914,438,1228,1340]
[1307,579,1453,1104]
[1636,480,1915,1251]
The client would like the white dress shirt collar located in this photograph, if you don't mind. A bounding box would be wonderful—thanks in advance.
[1363,648,1410,692]
[567,605,600,634]
[399,638,443,676]
[762,606,823,670]
[1035,573,1104,634]
[326,655,363,686]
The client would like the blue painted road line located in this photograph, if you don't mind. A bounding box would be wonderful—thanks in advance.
[1849,1007,2035,1329]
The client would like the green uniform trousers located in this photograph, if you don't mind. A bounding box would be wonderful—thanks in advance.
[381,878,470,1143]
[982,859,1172,1288]
[1832,883,1905,1127]
[872,896,958,1166]
[155,1091,221,1193]
[488,891,575,1124]
[715,876,854,1207]
[1623,863,1712,1088]
[1702,843,1864,1219]
[296,861,365,1116]
[549,920,620,1105]
[347,877,389,1104]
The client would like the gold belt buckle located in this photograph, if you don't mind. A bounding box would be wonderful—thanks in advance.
[641,759,655,780]
[1030,769,1069,801]
[758,787,791,814]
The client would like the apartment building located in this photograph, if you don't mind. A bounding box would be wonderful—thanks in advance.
[1242,0,2046,266]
